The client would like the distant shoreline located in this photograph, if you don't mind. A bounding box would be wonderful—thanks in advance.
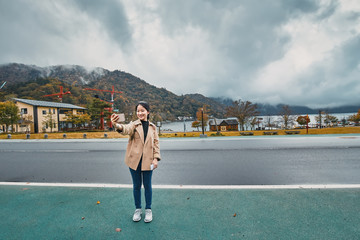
[1,126,360,139]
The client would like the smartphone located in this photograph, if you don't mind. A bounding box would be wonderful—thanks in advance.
[150,164,154,170]
[116,113,125,122]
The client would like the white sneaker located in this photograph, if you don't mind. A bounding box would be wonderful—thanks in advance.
[133,209,142,222]
[144,209,152,223]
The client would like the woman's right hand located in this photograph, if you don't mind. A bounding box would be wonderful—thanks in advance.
[111,114,119,124]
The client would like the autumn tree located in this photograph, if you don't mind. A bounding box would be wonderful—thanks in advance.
[324,113,338,127]
[296,115,310,127]
[0,101,20,133]
[191,120,201,131]
[196,106,209,131]
[226,100,259,131]
[151,112,163,124]
[348,110,360,125]
[65,112,91,128]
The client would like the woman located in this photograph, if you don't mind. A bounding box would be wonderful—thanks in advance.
[111,101,161,223]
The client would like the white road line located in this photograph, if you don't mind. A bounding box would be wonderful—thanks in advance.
[0,182,360,189]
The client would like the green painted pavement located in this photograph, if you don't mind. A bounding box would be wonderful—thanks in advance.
[0,186,359,240]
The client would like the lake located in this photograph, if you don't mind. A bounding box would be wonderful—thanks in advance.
[160,112,357,132]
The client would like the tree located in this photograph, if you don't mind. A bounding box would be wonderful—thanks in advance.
[249,117,257,130]
[151,112,163,124]
[296,115,310,127]
[265,115,274,130]
[191,121,201,131]
[348,110,360,125]
[78,113,91,127]
[19,114,33,133]
[64,112,91,128]
[324,113,338,127]
[0,101,20,133]
[196,106,209,131]
[87,98,111,129]
[226,100,259,131]
[42,112,56,133]
[279,105,295,129]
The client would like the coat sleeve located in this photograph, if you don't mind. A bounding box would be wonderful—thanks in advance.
[153,126,161,160]
[116,121,135,136]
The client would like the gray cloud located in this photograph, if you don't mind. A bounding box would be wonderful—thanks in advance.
[154,0,322,96]
[0,0,359,108]
[73,0,132,49]
[298,34,360,108]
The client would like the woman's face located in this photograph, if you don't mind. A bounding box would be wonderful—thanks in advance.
[137,104,149,121]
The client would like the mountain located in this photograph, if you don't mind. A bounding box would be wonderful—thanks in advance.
[0,63,226,120]
[1,63,358,120]
[255,103,359,115]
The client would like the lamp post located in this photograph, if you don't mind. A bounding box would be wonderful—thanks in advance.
[157,121,162,135]
[183,116,186,133]
[200,108,207,138]
[201,108,204,135]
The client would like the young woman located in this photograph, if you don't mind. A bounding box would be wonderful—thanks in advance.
[111,101,161,223]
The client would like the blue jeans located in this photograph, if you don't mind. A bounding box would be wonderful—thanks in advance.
[129,160,153,209]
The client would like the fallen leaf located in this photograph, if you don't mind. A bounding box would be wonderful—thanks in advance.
[115,228,121,232]
[233,213,237,217]
[81,217,85,220]
[187,197,190,200]
[97,201,100,204]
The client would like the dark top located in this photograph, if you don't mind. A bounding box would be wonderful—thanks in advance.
[141,120,149,142]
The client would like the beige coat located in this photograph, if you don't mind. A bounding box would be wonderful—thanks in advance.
[116,119,161,170]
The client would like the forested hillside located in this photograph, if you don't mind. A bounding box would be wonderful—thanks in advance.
[0,63,226,120]
[1,63,358,119]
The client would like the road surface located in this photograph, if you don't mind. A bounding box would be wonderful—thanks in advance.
[0,135,359,185]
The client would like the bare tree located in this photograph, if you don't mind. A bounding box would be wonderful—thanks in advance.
[279,105,295,129]
[42,112,56,133]
[226,100,259,131]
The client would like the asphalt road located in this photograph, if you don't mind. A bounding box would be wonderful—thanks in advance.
[1,135,360,185]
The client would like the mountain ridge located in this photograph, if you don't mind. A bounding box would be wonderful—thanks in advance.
[0,63,226,120]
[1,63,359,118]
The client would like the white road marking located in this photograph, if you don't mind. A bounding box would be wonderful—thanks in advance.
[0,182,359,189]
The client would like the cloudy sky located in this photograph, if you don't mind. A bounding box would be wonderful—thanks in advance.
[1,0,360,108]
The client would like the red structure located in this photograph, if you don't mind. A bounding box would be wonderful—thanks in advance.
[84,86,122,130]
[84,86,122,103]
[43,86,71,102]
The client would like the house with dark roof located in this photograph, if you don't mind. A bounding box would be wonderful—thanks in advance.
[208,118,239,131]
[12,98,86,133]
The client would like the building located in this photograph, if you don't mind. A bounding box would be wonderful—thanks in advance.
[12,98,86,133]
[208,118,239,131]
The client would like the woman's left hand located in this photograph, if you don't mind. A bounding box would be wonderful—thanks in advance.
[152,159,159,170]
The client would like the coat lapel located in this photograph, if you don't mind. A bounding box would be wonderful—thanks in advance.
[134,120,145,144]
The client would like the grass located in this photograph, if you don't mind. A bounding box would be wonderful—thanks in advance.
[1,126,360,139]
